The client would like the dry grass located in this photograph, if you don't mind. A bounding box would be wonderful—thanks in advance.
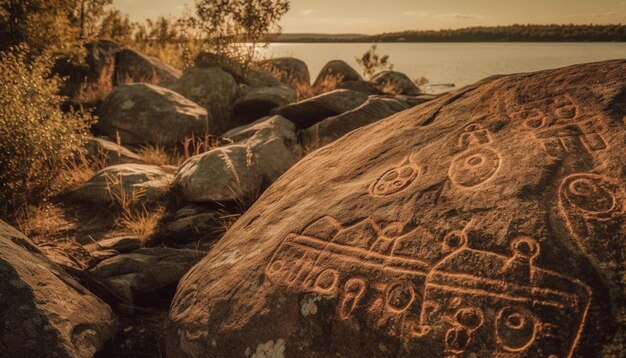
[133,41,203,70]
[379,78,405,95]
[104,172,165,241]
[180,133,226,163]
[138,144,173,166]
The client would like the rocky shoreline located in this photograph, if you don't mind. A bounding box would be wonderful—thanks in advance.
[1,40,625,357]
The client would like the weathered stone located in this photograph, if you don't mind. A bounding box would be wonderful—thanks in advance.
[395,94,440,107]
[224,115,298,146]
[168,68,240,134]
[301,96,411,149]
[89,248,204,304]
[72,164,174,206]
[261,57,311,86]
[338,80,384,95]
[174,124,299,203]
[84,236,143,254]
[54,39,121,107]
[0,220,117,357]
[313,60,362,88]
[85,136,144,166]
[371,70,421,95]
[243,69,285,89]
[96,83,209,145]
[160,205,223,243]
[168,60,626,357]
[194,51,244,82]
[234,85,297,122]
[115,48,181,86]
[275,89,369,128]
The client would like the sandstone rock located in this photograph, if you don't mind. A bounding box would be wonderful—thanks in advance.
[275,89,369,128]
[168,68,240,134]
[115,48,181,86]
[72,164,174,206]
[96,83,209,144]
[313,60,362,88]
[301,96,411,149]
[371,70,421,95]
[174,122,299,203]
[85,137,145,166]
[168,60,626,357]
[261,57,311,86]
[84,236,143,254]
[395,94,440,107]
[338,80,384,95]
[234,85,297,122]
[54,39,121,107]
[0,220,117,356]
[89,247,204,304]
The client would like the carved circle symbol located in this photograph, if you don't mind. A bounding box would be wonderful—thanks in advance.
[267,259,285,276]
[449,147,501,188]
[445,326,471,353]
[370,163,419,196]
[385,281,416,313]
[314,268,339,293]
[454,307,484,331]
[443,231,467,252]
[511,236,540,259]
[496,307,536,352]
[561,174,623,218]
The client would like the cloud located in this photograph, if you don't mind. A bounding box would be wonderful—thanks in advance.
[403,10,432,16]
[300,9,319,15]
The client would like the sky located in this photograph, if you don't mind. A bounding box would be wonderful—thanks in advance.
[113,0,626,34]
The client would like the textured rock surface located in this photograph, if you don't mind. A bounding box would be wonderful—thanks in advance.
[72,164,174,205]
[371,71,421,96]
[168,68,240,134]
[338,80,384,95]
[115,48,182,86]
[85,137,145,166]
[313,60,363,87]
[0,221,117,357]
[168,60,626,357]
[234,85,297,122]
[301,96,411,149]
[261,57,311,86]
[90,248,205,304]
[96,83,209,144]
[275,89,369,128]
[175,116,300,203]
[54,40,121,107]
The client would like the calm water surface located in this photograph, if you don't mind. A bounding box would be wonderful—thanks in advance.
[261,43,626,93]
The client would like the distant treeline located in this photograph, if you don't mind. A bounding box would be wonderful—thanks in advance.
[273,25,626,42]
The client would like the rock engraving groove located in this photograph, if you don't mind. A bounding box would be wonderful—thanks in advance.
[266,218,591,357]
[448,147,501,188]
[509,95,609,158]
[369,156,420,197]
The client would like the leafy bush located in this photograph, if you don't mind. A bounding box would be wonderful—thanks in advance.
[0,47,92,216]
[356,44,394,79]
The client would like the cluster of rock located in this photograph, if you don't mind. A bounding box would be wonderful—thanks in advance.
[4,38,624,357]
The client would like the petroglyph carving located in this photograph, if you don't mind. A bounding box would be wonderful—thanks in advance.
[369,156,420,197]
[509,95,608,157]
[559,173,624,220]
[459,123,492,148]
[267,218,590,357]
[448,147,501,188]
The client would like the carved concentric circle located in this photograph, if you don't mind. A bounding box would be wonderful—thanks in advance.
[370,163,419,196]
[496,307,536,352]
[560,174,624,219]
[449,147,501,188]
[385,281,416,313]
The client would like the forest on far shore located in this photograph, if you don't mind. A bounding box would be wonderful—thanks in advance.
[273,24,626,42]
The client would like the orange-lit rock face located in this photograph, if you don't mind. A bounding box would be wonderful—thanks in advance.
[168,60,626,357]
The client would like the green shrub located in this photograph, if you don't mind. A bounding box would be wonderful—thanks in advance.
[0,47,92,216]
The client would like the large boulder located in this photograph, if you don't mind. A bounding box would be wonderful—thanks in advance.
[168,68,240,134]
[54,39,121,107]
[313,60,362,88]
[275,89,369,128]
[338,80,384,95]
[168,60,626,357]
[371,70,421,96]
[115,48,181,86]
[96,83,209,145]
[72,164,174,206]
[301,96,411,149]
[89,248,205,305]
[0,221,117,356]
[174,117,300,203]
[234,85,297,122]
[261,57,311,86]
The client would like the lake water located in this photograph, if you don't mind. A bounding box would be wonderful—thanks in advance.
[261,43,626,93]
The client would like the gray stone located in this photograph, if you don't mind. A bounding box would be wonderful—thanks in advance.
[85,137,144,166]
[338,80,384,95]
[371,70,421,95]
[313,60,362,88]
[261,57,311,86]
[234,85,297,122]
[0,220,117,357]
[274,89,369,128]
[96,83,209,145]
[115,48,181,86]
